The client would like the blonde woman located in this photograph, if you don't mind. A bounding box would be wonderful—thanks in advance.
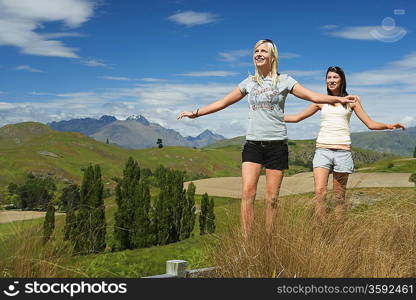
[284,66,405,222]
[178,41,358,238]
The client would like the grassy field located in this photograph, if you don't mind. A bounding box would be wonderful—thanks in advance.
[1,187,414,278]
[357,157,416,173]
[1,122,414,278]
[208,187,416,278]
[0,193,240,277]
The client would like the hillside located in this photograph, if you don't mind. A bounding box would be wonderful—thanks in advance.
[207,127,416,157]
[0,122,405,193]
[0,122,240,187]
[206,136,397,169]
[351,127,416,156]
[0,122,55,147]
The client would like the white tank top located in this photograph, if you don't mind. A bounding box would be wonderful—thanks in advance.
[316,104,352,145]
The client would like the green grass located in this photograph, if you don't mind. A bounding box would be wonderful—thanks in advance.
[357,157,416,173]
[0,193,240,278]
[2,187,414,278]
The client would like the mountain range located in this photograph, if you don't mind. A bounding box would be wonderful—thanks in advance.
[48,115,225,149]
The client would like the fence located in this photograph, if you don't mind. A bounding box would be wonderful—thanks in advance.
[142,260,216,278]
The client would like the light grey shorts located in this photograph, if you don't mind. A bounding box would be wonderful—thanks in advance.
[312,148,354,173]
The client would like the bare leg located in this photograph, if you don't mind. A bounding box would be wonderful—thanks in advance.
[265,168,284,235]
[333,172,349,222]
[241,162,262,239]
[313,167,330,223]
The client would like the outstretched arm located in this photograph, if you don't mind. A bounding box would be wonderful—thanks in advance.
[284,103,320,123]
[291,83,359,105]
[177,87,245,119]
[351,101,406,130]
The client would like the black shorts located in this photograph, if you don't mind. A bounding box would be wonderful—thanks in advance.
[242,140,289,170]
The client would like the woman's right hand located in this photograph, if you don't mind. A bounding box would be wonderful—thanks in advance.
[177,111,197,120]
[339,95,360,104]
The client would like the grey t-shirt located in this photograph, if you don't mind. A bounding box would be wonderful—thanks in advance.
[238,74,298,140]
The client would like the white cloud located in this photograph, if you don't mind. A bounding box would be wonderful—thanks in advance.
[41,32,85,39]
[99,76,134,81]
[178,71,239,77]
[279,52,301,59]
[325,25,407,42]
[168,11,219,27]
[81,59,108,67]
[348,53,416,87]
[219,49,301,64]
[1,53,415,139]
[140,78,168,82]
[390,51,416,69]
[15,65,44,73]
[219,49,251,62]
[285,70,322,78]
[0,0,96,58]
[320,25,339,30]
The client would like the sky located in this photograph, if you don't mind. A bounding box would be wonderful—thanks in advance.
[0,0,414,139]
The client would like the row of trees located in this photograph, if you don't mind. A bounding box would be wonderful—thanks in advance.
[62,165,106,254]
[42,157,215,254]
[112,158,212,251]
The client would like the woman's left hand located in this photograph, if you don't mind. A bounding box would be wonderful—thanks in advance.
[177,111,197,120]
[388,123,406,130]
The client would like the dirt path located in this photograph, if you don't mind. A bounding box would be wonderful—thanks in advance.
[0,210,64,224]
[185,172,413,199]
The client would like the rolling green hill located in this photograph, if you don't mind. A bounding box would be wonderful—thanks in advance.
[206,135,398,170]
[0,122,242,188]
[351,127,416,156]
[208,128,416,157]
[0,122,409,193]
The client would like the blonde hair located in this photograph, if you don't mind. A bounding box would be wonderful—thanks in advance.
[252,39,279,87]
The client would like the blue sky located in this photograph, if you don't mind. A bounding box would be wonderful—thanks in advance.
[0,0,414,139]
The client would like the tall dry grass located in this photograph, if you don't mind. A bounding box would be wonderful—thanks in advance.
[207,188,416,277]
[0,220,86,278]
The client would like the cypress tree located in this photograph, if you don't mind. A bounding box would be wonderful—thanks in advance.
[90,165,106,252]
[72,164,106,254]
[132,178,152,248]
[206,197,216,234]
[169,170,185,243]
[63,208,76,241]
[413,146,416,158]
[114,157,141,250]
[180,182,196,240]
[43,202,55,243]
[60,184,80,211]
[199,193,209,235]
[72,165,93,254]
[154,168,170,245]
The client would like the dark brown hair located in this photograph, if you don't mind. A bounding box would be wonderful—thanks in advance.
[326,66,348,97]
